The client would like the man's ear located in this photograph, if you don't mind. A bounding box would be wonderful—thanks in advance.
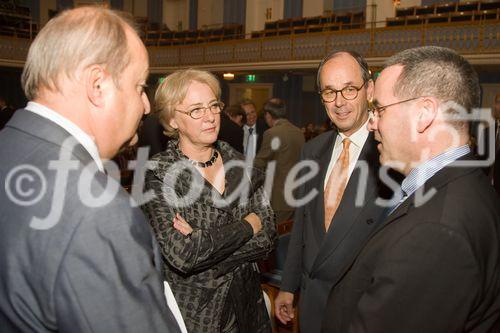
[366,79,374,102]
[416,97,438,133]
[86,65,108,107]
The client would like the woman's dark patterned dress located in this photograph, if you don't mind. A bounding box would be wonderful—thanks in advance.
[142,140,277,333]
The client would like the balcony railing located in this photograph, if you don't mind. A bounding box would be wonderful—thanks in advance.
[0,19,498,70]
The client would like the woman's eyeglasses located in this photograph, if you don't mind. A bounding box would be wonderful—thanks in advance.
[175,101,225,119]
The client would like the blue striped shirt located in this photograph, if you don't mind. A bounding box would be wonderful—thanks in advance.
[401,145,471,200]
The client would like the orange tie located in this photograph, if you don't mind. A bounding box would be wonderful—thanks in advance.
[324,138,351,231]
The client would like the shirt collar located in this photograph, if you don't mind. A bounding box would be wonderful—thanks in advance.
[337,119,370,148]
[25,101,104,172]
[401,145,471,197]
[244,124,255,130]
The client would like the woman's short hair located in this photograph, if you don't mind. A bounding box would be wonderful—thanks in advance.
[21,7,137,100]
[155,69,221,138]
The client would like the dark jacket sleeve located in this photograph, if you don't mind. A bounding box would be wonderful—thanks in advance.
[253,129,273,170]
[142,170,255,275]
[54,194,182,333]
[347,223,480,333]
[214,183,277,276]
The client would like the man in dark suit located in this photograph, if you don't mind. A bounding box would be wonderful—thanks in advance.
[0,7,184,332]
[241,98,266,159]
[0,96,15,129]
[137,113,170,158]
[274,51,394,333]
[323,46,500,332]
[218,104,244,153]
[253,98,305,223]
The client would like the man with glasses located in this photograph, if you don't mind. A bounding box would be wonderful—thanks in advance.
[322,46,500,332]
[275,50,395,332]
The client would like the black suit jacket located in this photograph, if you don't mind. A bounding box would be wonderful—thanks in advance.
[0,106,15,130]
[280,130,394,333]
[218,112,244,153]
[137,113,170,158]
[323,154,500,333]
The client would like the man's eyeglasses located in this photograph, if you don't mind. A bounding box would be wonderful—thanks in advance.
[318,81,367,103]
[368,97,421,119]
[175,101,225,119]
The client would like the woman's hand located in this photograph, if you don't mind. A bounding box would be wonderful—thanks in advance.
[244,213,262,235]
[173,213,193,236]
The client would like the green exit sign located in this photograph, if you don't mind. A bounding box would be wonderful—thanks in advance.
[246,74,256,82]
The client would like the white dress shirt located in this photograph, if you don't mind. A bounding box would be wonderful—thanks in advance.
[324,119,370,189]
[243,124,257,159]
[25,102,104,172]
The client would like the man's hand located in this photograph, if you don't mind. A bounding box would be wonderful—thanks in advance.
[275,291,295,324]
[244,212,262,235]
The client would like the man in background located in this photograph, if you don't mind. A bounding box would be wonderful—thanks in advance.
[0,95,15,129]
[218,104,244,153]
[0,7,184,332]
[241,98,266,159]
[253,98,304,223]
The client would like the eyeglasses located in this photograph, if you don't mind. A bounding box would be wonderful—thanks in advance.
[318,81,367,103]
[368,97,421,119]
[175,101,225,119]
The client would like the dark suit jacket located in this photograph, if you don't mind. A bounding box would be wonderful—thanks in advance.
[280,130,392,333]
[323,154,500,333]
[255,117,268,151]
[137,113,170,158]
[218,112,244,153]
[0,106,15,130]
[0,110,181,332]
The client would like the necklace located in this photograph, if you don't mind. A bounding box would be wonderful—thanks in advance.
[184,149,219,168]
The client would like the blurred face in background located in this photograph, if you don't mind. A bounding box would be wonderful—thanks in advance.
[242,103,257,126]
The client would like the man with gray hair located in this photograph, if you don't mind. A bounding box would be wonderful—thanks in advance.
[323,46,500,332]
[253,98,304,223]
[0,7,183,332]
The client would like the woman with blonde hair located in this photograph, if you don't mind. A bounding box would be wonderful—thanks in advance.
[142,69,276,332]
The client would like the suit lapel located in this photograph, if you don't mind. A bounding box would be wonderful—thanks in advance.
[379,155,478,230]
[309,131,337,245]
[311,134,380,272]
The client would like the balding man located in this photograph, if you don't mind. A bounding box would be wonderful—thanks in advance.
[0,7,183,332]
[323,46,500,332]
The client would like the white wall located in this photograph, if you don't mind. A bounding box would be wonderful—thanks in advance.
[39,0,57,26]
[164,0,189,30]
[198,0,223,29]
[133,0,148,17]
[303,0,324,17]
[246,0,284,35]
[122,0,133,14]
